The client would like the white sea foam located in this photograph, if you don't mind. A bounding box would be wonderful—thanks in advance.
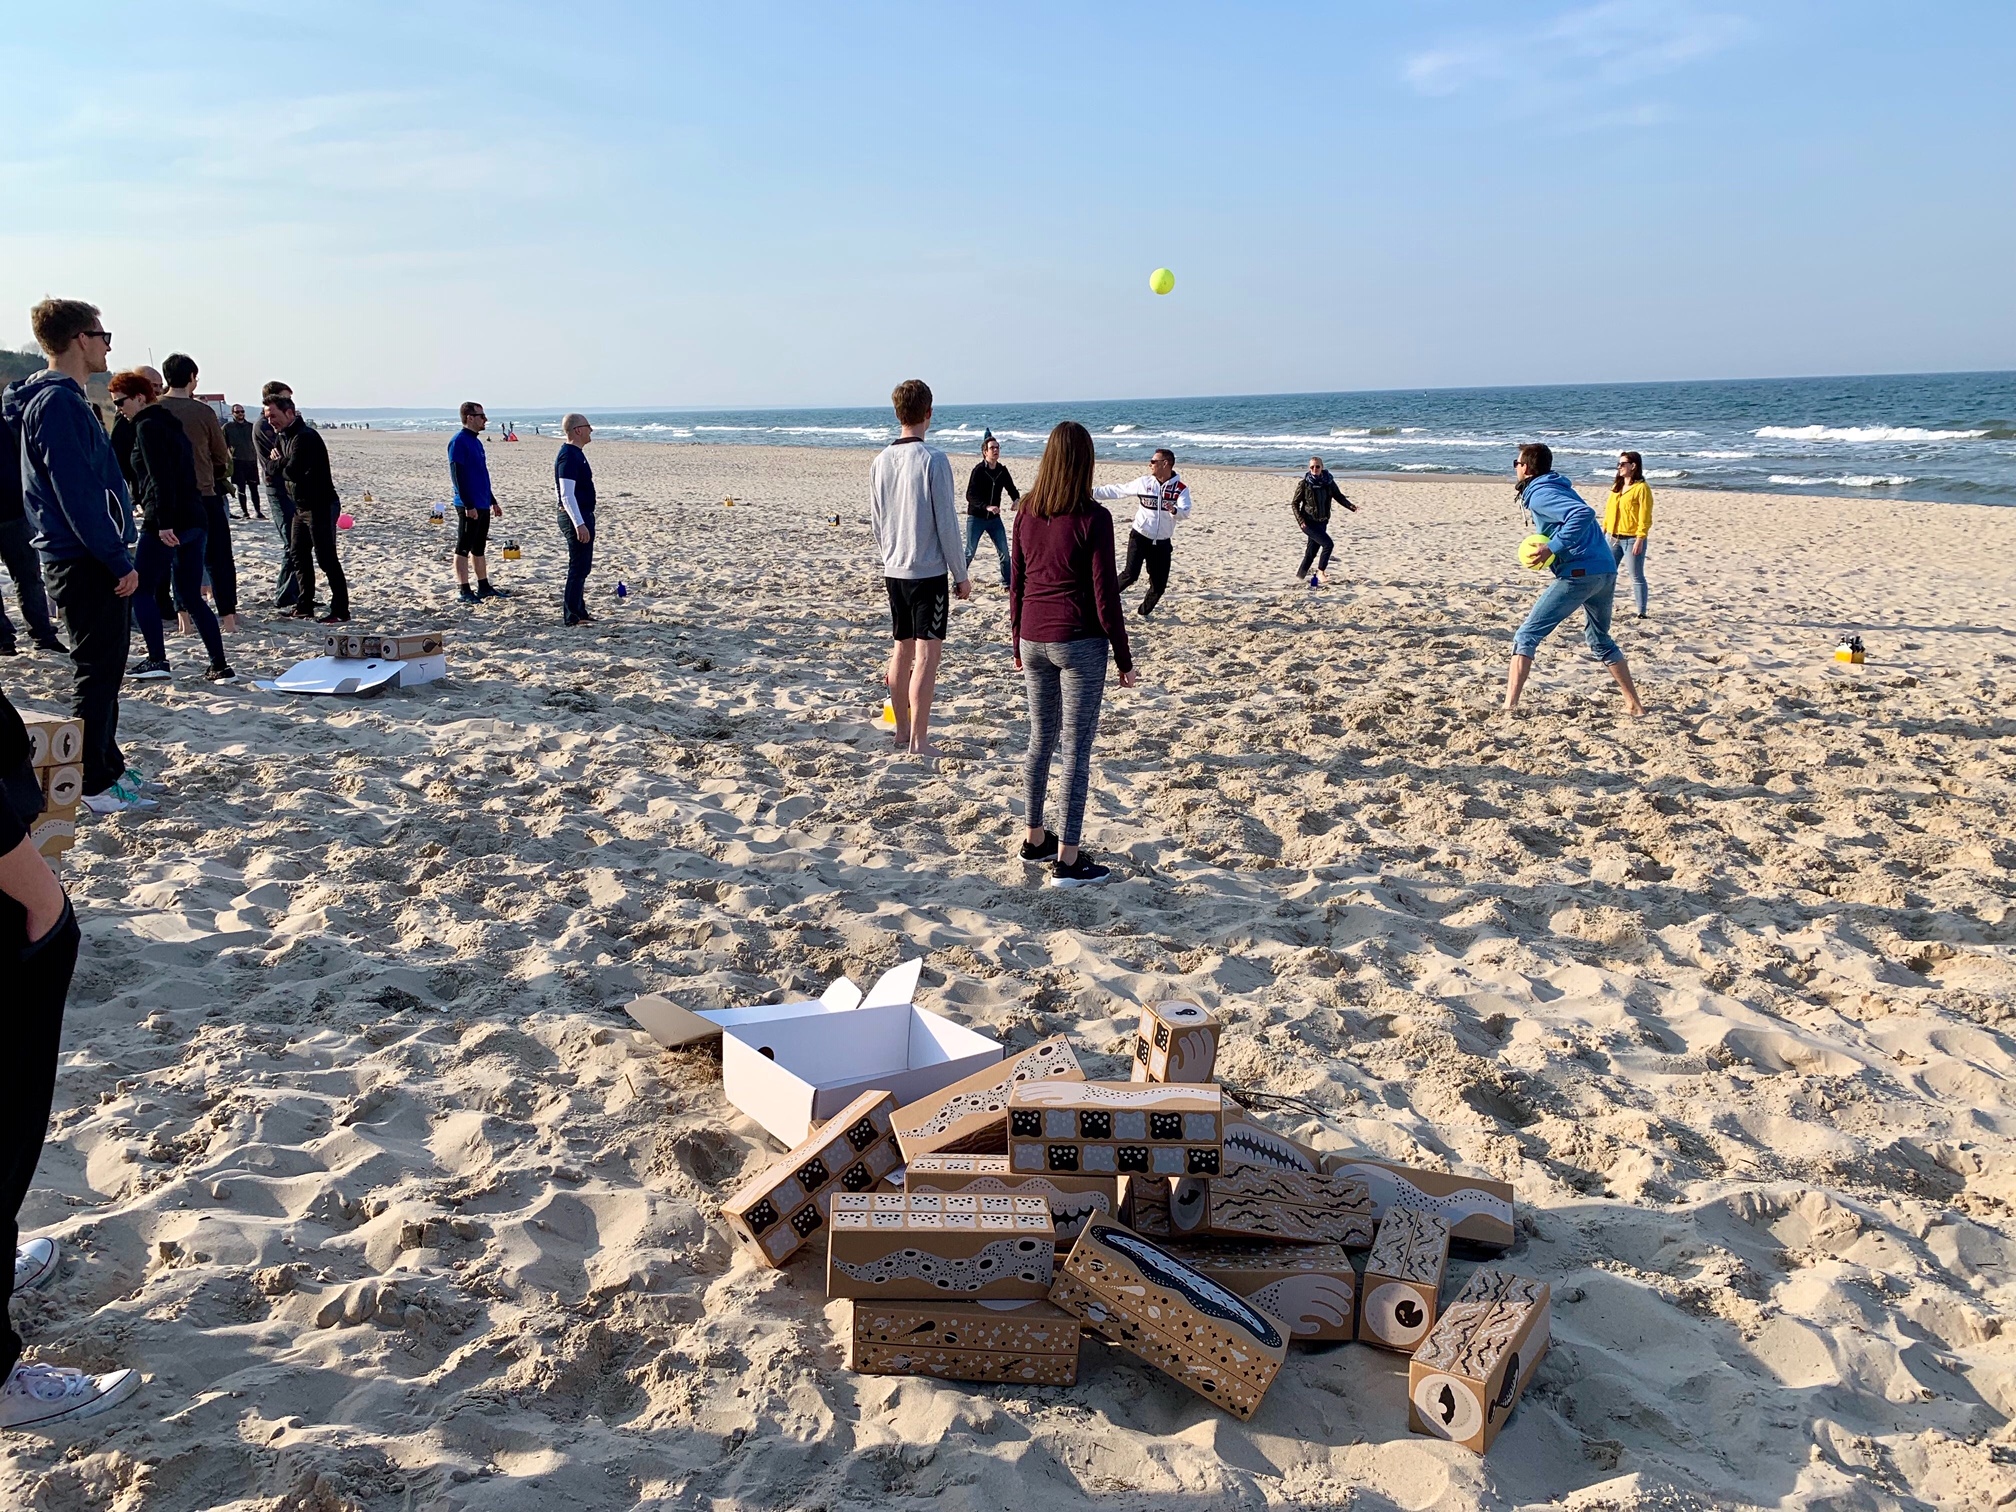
[1767,474,1914,488]
[1756,425,1984,443]
[1110,424,1137,434]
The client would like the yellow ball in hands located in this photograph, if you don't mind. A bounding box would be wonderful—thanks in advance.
[1518,533,1555,571]
[1149,267,1175,296]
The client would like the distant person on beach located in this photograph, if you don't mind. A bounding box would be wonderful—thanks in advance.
[869,378,970,757]
[0,688,139,1430]
[111,371,234,683]
[1603,450,1653,618]
[1289,454,1357,588]
[1094,448,1192,617]
[554,413,597,626]
[1010,421,1136,888]
[963,431,1019,588]
[158,355,239,634]
[265,392,350,624]
[0,396,64,656]
[257,381,302,609]
[3,300,151,814]
[448,401,507,604]
[1505,442,1644,716]
[223,404,264,520]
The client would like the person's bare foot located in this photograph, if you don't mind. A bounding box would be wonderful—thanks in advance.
[222,613,239,633]
[909,741,944,761]
[1624,700,1646,717]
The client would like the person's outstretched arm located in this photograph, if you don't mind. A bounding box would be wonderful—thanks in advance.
[1091,475,1152,502]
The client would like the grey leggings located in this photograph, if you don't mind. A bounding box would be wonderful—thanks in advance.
[1021,636,1109,848]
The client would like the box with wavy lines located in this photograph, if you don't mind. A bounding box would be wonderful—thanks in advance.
[1008,1081,1222,1178]
[1166,1167,1376,1247]
[1119,1173,1172,1237]
[826,1192,1056,1300]
[1358,1206,1450,1352]
[1158,1240,1358,1342]
[903,1155,1116,1247]
[1220,1109,1325,1174]
[1128,1001,1220,1084]
[1407,1269,1550,1454]
[891,1036,1084,1160]
[720,1090,901,1266]
[1047,1221,1287,1420]
[848,1297,1082,1385]
[1321,1155,1516,1250]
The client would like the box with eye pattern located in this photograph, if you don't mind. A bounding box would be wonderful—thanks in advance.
[1128,1001,1221,1084]
[827,1192,1056,1300]
[1321,1154,1516,1250]
[1408,1269,1550,1454]
[891,1036,1084,1161]
[1047,1220,1288,1420]
[1158,1240,1359,1342]
[1007,1081,1223,1179]
[1358,1206,1450,1352]
[720,1090,901,1266]
[848,1297,1082,1385]
[21,710,84,769]
[1166,1167,1377,1247]
[903,1155,1117,1248]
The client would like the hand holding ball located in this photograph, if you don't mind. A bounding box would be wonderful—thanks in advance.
[1518,534,1555,571]
[1149,267,1175,296]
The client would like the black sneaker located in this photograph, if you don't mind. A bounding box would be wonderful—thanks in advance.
[476,582,508,599]
[204,663,237,683]
[129,657,172,680]
[33,636,66,653]
[1048,851,1113,889]
[1020,830,1059,863]
[459,586,480,605]
[316,611,351,625]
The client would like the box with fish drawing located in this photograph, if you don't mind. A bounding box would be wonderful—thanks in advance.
[1321,1154,1516,1249]
[826,1192,1055,1300]
[1408,1268,1550,1454]
[904,1155,1117,1248]
[720,1089,902,1267]
[1008,1081,1223,1178]
[1128,1001,1221,1084]
[890,1035,1084,1159]
[1166,1166,1376,1247]
[1048,1219,1288,1420]
[1157,1239,1359,1342]
[848,1297,1082,1385]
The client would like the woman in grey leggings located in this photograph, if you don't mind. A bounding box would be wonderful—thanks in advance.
[1008,422,1137,888]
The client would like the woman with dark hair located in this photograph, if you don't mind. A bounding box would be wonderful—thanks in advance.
[1602,450,1653,618]
[1008,421,1136,888]
[110,371,234,683]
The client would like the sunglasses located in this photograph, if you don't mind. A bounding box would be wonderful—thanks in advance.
[82,329,112,347]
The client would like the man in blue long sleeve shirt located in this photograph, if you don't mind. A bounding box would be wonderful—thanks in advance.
[448,401,506,604]
[1504,443,1645,716]
[1,300,151,808]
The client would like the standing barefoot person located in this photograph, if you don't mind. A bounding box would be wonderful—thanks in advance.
[1010,421,1136,888]
[869,379,970,758]
[1504,443,1644,716]
[1289,454,1357,587]
[1603,449,1653,619]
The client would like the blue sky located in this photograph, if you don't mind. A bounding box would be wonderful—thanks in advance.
[2,1,2010,409]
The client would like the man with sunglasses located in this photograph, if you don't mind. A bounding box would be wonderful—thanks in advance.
[448,401,507,605]
[1,300,149,813]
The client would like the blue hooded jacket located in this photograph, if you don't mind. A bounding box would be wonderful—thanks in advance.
[1,370,136,577]
[1519,471,1612,579]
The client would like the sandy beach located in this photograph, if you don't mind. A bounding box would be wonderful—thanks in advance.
[2,429,2012,1511]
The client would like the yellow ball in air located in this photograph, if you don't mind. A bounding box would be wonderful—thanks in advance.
[1149,267,1175,296]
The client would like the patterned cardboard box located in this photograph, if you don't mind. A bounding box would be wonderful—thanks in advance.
[1320,1155,1516,1249]
[1408,1269,1550,1454]
[904,1155,1116,1247]
[365,631,446,659]
[848,1297,1082,1385]
[1128,1001,1220,1084]
[40,764,83,809]
[1359,1206,1450,1352]
[21,711,83,769]
[1120,1173,1172,1238]
[1159,1240,1358,1341]
[1048,1221,1287,1421]
[30,803,77,859]
[827,1192,1055,1300]
[1008,1081,1222,1179]
[720,1090,901,1266]
[1220,1108,1325,1174]
[891,1036,1083,1160]
[1166,1167,1376,1247]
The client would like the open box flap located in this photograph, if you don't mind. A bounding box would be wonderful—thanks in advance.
[860,959,922,1010]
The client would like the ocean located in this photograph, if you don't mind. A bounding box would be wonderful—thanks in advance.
[324,370,2016,507]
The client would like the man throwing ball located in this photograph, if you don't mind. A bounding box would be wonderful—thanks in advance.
[1094,447,1191,617]
[1505,443,1644,716]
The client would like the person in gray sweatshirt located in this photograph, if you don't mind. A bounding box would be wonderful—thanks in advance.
[869,378,970,758]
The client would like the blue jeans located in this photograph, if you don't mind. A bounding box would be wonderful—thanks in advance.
[268,482,301,606]
[1513,570,1622,664]
[1609,534,1648,616]
[965,513,1010,585]
[558,510,595,622]
[134,528,227,668]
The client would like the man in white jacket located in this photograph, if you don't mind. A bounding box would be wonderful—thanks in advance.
[1093,448,1192,617]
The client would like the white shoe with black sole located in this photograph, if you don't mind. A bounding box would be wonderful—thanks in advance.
[0,1362,141,1431]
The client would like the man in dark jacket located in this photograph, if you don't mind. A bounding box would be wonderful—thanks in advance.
[0,300,146,811]
[265,393,349,622]
[1289,454,1356,587]
[962,432,1019,588]
[222,404,263,519]
[256,381,301,607]
[0,403,63,656]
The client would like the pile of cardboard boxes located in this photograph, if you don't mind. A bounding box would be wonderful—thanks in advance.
[637,969,1550,1452]
[21,709,83,860]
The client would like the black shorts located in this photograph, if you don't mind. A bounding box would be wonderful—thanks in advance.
[231,458,258,486]
[885,574,949,642]
[455,508,493,558]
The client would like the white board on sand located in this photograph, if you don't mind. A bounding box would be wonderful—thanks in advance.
[259,654,448,696]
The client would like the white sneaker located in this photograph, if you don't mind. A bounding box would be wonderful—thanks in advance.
[13,1239,57,1293]
[0,1362,141,1431]
[81,788,137,816]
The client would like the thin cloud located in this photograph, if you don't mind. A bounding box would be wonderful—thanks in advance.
[1405,0,1748,101]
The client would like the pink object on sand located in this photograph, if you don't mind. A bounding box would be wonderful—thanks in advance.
[337,514,356,530]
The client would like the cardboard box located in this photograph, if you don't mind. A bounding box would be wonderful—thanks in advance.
[30,804,77,859]
[827,1192,1055,1299]
[21,711,83,769]
[1119,1173,1172,1238]
[365,631,446,659]
[1008,1081,1222,1179]
[1321,1155,1516,1250]
[1452,1267,1549,1308]
[40,764,83,809]
[1128,1001,1221,1083]
[892,1036,1084,1160]
[322,631,368,659]
[1048,1221,1287,1420]
[625,960,916,1051]
[1159,1240,1358,1342]
[1221,1107,1324,1174]
[1166,1167,1376,1247]
[1359,1206,1450,1352]
[720,1090,901,1267]
[1408,1270,1550,1454]
[904,1155,1117,1247]
[848,1297,1081,1385]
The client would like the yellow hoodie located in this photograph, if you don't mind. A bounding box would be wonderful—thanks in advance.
[1602,480,1653,538]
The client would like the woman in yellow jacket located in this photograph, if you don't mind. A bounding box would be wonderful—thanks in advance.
[1602,450,1653,617]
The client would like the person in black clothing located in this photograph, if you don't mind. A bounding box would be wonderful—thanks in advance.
[1289,453,1357,588]
[0,406,62,656]
[257,381,301,608]
[222,404,263,519]
[264,394,349,623]
[963,432,1019,588]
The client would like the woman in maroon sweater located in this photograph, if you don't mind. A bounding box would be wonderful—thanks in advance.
[1009,422,1136,888]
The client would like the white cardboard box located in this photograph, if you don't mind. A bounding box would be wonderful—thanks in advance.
[625,961,898,1050]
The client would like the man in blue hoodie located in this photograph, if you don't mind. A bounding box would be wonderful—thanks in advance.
[0,300,147,809]
[1505,443,1644,716]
